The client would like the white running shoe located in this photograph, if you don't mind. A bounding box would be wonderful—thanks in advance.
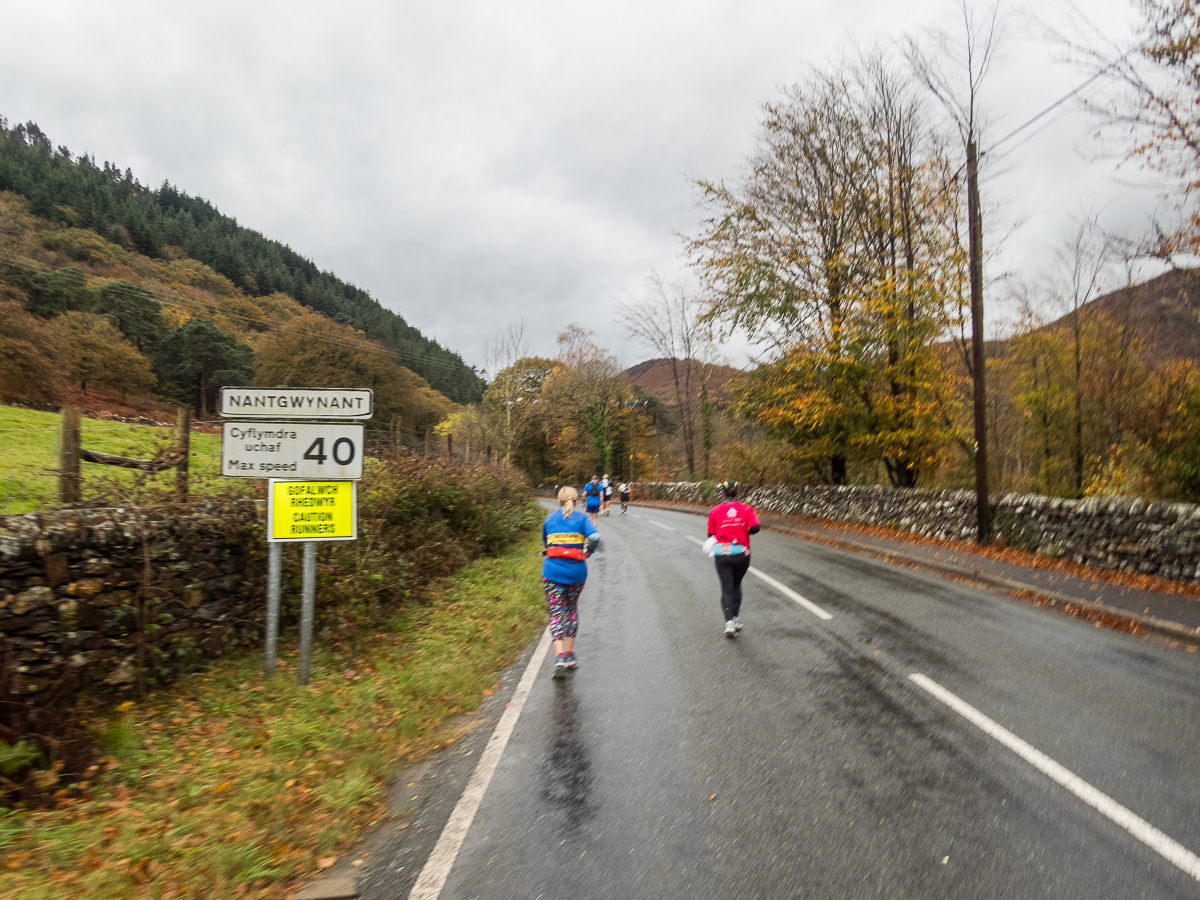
[724,619,737,638]
[734,617,744,631]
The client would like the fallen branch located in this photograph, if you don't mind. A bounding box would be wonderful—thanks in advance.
[80,448,183,474]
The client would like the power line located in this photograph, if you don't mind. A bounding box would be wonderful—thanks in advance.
[980,39,1150,160]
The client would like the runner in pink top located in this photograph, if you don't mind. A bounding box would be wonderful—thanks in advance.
[706,480,761,638]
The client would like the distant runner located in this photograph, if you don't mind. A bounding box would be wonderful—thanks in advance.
[602,474,613,516]
[542,486,600,677]
[704,480,761,639]
[583,476,603,525]
[618,481,630,515]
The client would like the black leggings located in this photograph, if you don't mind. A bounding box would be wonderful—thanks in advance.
[714,554,751,621]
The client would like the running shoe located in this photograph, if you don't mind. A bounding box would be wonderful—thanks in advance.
[563,651,579,669]
[724,619,737,638]
[734,617,744,631]
[553,654,569,678]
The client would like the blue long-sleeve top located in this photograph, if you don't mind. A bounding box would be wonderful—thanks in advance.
[541,507,599,584]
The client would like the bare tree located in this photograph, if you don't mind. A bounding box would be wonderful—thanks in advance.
[618,275,711,477]
[906,2,1004,150]
[539,326,628,478]
[482,322,528,465]
[1056,2,1200,259]
[1056,216,1119,494]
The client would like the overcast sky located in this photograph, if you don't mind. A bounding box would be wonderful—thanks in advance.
[1,0,1162,376]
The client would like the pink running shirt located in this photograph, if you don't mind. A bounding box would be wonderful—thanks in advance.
[707,500,760,547]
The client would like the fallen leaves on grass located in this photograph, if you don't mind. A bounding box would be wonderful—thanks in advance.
[0,537,546,900]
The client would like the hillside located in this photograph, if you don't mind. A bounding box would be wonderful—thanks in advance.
[0,190,456,442]
[0,119,484,403]
[624,358,743,406]
[1070,268,1200,366]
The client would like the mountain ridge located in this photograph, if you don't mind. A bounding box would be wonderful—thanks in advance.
[623,357,742,406]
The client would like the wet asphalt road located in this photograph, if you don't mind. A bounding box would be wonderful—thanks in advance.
[370,504,1200,899]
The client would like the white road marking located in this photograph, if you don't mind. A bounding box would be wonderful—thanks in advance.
[909,673,1200,883]
[749,566,833,620]
[648,519,675,532]
[685,535,705,546]
[407,628,553,900]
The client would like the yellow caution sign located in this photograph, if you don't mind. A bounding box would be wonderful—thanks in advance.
[268,479,357,542]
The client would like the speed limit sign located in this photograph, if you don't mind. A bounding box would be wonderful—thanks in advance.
[221,422,364,479]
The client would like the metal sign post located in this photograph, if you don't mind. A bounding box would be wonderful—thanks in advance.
[265,543,282,678]
[299,542,317,685]
[219,386,367,684]
[265,479,355,683]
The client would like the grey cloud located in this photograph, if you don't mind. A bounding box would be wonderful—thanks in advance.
[0,0,1165,373]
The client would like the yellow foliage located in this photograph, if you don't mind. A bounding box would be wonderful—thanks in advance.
[0,296,64,401]
[0,191,35,239]
[152,256,239,297]
[49,312,156,396]
[40,228,129,265]
[253,314,453,429]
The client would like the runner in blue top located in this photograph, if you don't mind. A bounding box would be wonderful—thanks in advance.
[543,486,600,678]
[582,476,603,525]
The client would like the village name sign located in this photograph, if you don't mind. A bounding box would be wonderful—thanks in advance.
[219,387,373,418]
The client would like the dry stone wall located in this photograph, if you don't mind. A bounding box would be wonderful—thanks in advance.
[631,482,1200,584]
[0,501,268,710]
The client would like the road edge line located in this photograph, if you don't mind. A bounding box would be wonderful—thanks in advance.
[407,628,553,900]
[909,672,1200,883]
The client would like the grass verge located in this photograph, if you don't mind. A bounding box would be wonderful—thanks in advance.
[0,534,546,899]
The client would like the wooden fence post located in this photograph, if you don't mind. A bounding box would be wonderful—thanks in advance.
[59,407,81,504]
[175,406,190,502]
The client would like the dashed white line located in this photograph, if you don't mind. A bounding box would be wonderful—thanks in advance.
[909,672,1200,883]
[748,566,833,620]
[684,535,832,620]
[647,519,675,532]
[407,628,553,900]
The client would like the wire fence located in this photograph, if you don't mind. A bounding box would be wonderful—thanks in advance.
[0,414,228,513]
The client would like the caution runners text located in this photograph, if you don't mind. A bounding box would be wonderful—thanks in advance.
[268,480,357,542]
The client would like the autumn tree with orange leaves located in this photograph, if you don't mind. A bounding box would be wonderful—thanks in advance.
[687,54,969,487]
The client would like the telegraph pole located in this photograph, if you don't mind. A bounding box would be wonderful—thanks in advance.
[967,140,990,544]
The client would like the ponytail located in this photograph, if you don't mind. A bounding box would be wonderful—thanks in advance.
[557,485,578,516]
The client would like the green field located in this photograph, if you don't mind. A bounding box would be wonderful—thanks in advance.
[0,406,254,514]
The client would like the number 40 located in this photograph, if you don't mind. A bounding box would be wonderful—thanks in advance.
[303,437,356,466]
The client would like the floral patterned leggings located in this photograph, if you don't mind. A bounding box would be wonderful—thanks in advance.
[542,579,584,641]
